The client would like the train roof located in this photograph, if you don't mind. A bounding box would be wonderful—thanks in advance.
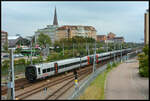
[35,57,81,69]
[56,57,80,64]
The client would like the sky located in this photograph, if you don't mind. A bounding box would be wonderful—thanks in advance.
[2,1,149,43]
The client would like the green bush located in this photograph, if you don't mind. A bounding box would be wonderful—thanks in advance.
[138,45,149,77]
[112,62,117,67]
[18,58,26,65]
[96,49,105,54]
[143,45,149,55]
[32,58,39,64]
[46,52,60,62]
[2,60,10,68]
[107,63,111,69]
[26,60,31,65]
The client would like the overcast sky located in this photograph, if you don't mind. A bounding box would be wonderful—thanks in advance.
[2,1,149,43]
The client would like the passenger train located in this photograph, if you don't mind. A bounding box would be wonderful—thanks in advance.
[25,48,132,82]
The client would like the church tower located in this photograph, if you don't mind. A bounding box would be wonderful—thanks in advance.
[53,7,58,25]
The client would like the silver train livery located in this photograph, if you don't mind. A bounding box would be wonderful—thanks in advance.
[25,48,132,82]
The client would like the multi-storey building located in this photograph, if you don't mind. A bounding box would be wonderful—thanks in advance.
[96,35,107,43]
[1,31,8,51]
[96,32,124,43]
[106,37,124,43]
[113,37,124,43]
[55,25,97,41]
[35,7,97,45]
[144,9,149,45]
[107,32,116,39]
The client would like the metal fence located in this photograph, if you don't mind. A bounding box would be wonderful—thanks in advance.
[69,50,140,99]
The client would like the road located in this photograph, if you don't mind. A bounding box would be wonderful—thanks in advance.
[104,57,149,100]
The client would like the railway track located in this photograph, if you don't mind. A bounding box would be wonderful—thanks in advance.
[16,57,114,100]
[2,52,127,100]
[16,67,92,100]
[1,78,28,95]
[45,70,92,100]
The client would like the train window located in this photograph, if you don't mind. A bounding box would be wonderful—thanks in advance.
[65,64,70,67]
[59,65,63,69]
[82,60,87,63]
[38,68,41,74]
[43,69,46,73]
[50,68,54,71]
[47,68,50,72]
[64,64,66,68]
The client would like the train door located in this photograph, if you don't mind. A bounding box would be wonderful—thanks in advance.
[54,63,58,74]
[89,56,93,64]
[87,56,90,65]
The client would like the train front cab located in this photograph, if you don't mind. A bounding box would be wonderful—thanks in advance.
[25,65,37,83]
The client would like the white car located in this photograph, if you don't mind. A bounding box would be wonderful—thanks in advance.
[18,54,24,57]
[14,54,24,58]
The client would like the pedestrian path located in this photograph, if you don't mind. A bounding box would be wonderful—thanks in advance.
[104,58,149,100]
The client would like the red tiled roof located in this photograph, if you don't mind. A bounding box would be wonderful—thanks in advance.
[57,25,96,31]
[97,35,106,37]
[1,31,8,33]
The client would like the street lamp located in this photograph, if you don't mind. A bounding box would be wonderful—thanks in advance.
[93,40,96,73]
[114,42,116,62]
[30,37,32,65]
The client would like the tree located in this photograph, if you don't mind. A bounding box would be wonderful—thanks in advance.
[37,33,51,48]
[3,41,8,52]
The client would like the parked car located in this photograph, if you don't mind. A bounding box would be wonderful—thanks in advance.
[14,54,24,58]
[18,54,24,57]
[3,55,9,58]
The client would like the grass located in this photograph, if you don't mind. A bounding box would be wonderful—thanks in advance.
[1,65,26,76]
[79,61,120,100]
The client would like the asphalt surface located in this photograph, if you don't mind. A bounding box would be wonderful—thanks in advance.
[105,58,149,100]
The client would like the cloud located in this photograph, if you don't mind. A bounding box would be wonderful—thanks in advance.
[2,1,148,42]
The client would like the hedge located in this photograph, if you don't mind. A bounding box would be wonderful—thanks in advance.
[138,45,149,77]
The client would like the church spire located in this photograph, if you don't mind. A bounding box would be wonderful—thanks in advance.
[53,6,58,25]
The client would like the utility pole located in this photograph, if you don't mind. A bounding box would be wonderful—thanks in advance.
[73,43,74,57]
[121,43,122,62]
[63,43,64,56]
[86,42,88,55]
[88,43,89,55]
[93,41,96,73]
[74,70,78,91]
[7,48,15,100]
[107,42,108,52]
[114,42,116,62]
[30,38,32,65]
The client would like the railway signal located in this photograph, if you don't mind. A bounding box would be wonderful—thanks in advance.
[74,70,78,91]
[74,70,78,79]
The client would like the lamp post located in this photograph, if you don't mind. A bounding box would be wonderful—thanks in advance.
[120,43,122,62]
[93,40,96,73]
[73,43,74,57]
[30,37,32,65]
[63,43,64,56]
[114,42,116,62]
